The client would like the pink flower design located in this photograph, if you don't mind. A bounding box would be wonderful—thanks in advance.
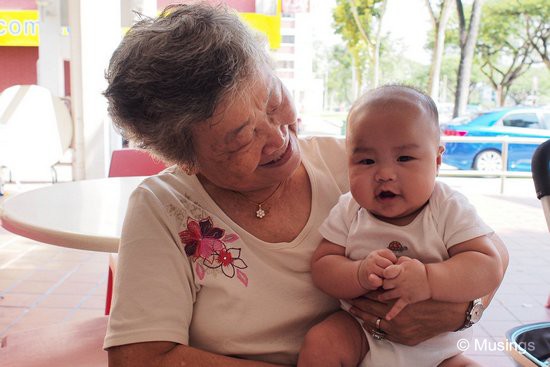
[203,247,248,279]
[179,217,248,286]
[179,217,225,261]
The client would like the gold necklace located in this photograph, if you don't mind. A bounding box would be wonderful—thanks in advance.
[234,181,285,219]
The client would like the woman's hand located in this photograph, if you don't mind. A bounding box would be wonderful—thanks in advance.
[347,291,469,346]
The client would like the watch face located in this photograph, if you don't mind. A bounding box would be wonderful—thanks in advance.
[470,302,484,323]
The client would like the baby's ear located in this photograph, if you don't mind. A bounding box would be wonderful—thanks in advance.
[436,145,445,166]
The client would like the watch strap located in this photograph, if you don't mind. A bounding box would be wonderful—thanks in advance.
[457,298,483,331]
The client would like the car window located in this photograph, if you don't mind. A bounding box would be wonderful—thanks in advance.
[502,113,540,128]
[543,113,550,128]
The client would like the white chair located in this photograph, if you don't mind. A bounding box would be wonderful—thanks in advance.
[0,85,73,183]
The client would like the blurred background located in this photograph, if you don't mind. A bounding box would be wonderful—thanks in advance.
[0,0,548,185]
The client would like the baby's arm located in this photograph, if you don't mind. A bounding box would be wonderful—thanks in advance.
[311,239,396,299]
[380,234,503,320]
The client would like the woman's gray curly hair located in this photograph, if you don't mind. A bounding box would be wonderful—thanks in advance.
[104,2,271,166]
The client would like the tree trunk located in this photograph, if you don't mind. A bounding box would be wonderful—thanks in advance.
[351,60,362,99]
[497,85,505,106]
[372,0,388,88]
[427,0,453,102]
[453,0,483,118]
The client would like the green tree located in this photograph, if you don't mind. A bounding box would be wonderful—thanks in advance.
[522,0,549,69]
[323,45,354,110]
[508,66,550,105]
[378,39,430,88]
[477,0,545,106]
[333,0,388,97]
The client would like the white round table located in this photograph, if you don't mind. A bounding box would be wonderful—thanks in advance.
[0,177,144,253]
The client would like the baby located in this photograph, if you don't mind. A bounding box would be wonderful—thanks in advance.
[298,85,504,367]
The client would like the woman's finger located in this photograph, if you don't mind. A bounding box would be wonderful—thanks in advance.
[347,296,395,331]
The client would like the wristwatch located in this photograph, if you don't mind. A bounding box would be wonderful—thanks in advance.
[457,298,484,331]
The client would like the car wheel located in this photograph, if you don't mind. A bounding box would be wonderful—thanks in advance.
[473,149,502,171]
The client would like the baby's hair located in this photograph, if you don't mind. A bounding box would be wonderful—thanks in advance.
[349,84,439,128]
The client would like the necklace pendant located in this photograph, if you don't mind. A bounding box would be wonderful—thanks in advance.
[256,205,266,219]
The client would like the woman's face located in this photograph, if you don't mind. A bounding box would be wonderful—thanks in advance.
[192,66,300,192]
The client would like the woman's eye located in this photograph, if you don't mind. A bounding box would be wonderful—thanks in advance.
[397,156,414,162]
[268,100,281,114]
[359,159,375,165]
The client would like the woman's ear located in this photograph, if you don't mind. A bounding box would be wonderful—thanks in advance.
[181,164,199,176]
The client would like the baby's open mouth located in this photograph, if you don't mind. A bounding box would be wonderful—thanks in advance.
[378,191,396,199]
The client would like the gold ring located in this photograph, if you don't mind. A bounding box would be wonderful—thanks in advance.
[376,317,382,331]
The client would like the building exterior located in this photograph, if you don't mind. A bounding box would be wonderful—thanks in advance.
[0,0,40,92]
[274,2,323,118]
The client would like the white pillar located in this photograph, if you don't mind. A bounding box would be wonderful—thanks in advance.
[68,0,121,180]
[37,0,64,97]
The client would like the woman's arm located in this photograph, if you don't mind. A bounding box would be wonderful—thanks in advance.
[347,233,509,346]
[108,342,289,367]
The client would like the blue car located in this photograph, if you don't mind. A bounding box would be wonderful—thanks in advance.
[441,107,550,171]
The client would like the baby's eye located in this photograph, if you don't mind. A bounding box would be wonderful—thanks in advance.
[397,156,414,162]
[359,158,375,165]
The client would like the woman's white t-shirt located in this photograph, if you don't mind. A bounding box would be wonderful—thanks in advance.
[104,136,348,365]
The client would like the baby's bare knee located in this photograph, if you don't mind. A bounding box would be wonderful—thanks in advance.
[298,316,365,367]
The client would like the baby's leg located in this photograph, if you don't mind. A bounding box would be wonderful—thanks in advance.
[298,310,368,367]
[439,353,481,367]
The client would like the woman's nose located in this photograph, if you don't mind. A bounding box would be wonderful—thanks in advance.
[261,124,287,156]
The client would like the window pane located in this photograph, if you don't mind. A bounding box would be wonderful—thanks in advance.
[281,35,295,43]
[502,113,540,128]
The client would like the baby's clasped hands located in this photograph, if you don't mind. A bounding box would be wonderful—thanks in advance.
[378,256,432,320]
[356,249,397,291]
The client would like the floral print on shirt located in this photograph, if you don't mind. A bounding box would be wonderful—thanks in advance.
[179,217,249,287]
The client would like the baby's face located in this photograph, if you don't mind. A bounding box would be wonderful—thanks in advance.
[346,98,443,226]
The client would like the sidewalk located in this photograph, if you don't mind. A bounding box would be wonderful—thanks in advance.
[442,177,550,366]
[1,176,550,366]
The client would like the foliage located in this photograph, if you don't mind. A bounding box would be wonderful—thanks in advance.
[476,0,545,105]
[333,0,387,93]
[508,65,550,105]
[324,44,354,108]
[378,40,430,89]
[521,0,549,68]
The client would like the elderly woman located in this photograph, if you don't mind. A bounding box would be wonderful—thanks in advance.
[103,3,508,366]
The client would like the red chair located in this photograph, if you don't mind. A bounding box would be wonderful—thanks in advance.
[105,149,167,314]
[108,148,166,178]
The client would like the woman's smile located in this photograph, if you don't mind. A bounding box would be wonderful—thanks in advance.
[259,133,295,168]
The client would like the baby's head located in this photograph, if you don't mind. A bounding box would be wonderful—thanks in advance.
[346,85,444,225]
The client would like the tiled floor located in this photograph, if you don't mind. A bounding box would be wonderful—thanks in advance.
[1,177,550,366]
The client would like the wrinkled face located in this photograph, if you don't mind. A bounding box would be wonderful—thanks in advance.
[347,97,443,225]
[192,66,299,192]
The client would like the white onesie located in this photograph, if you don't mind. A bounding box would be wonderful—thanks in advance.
[320,181,494,366]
